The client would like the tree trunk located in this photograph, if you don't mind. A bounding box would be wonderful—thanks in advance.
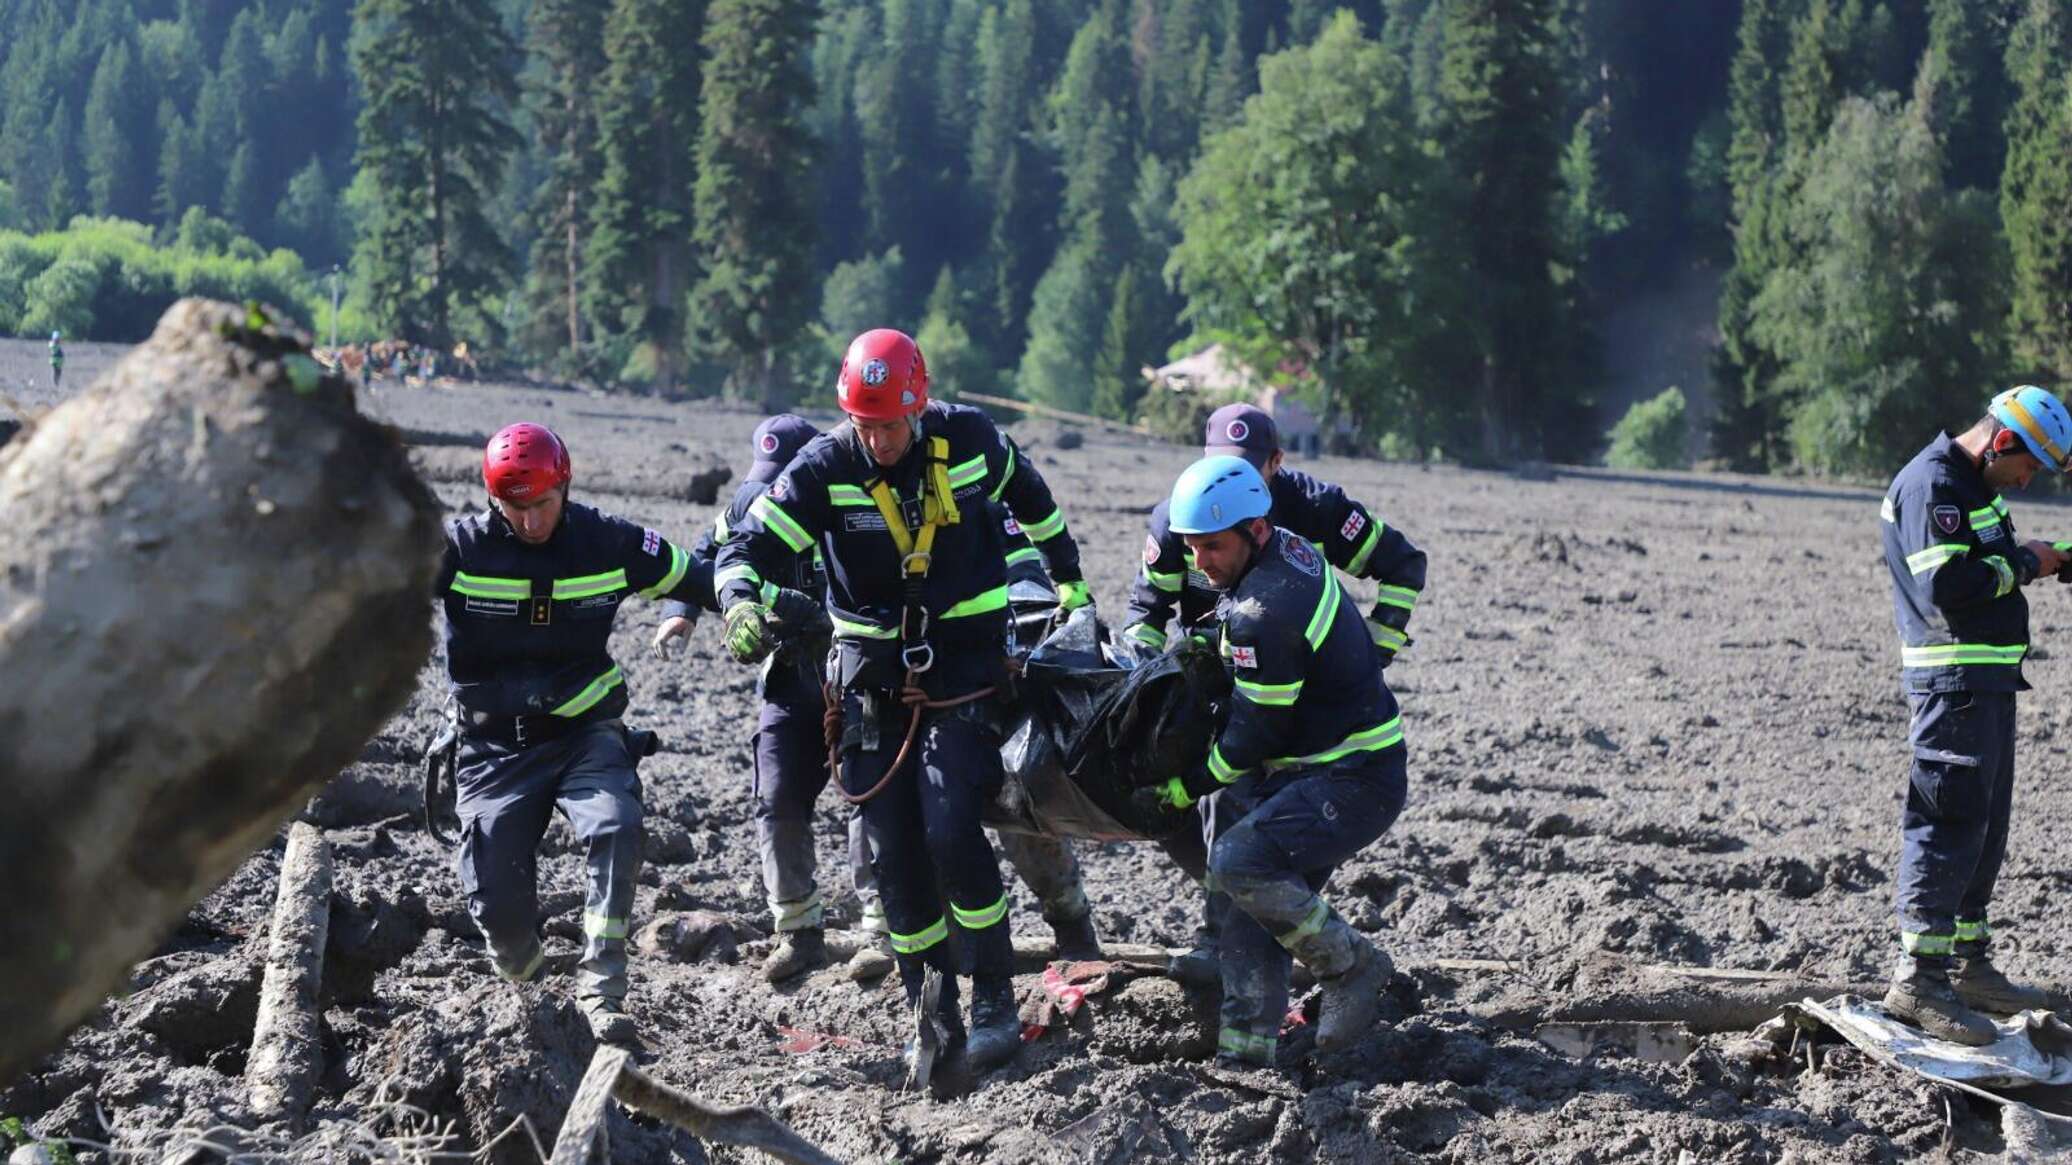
[0,300,442,1088]
[246,822,333,1129]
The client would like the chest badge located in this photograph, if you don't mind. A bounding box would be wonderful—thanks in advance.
[531,597,552,625]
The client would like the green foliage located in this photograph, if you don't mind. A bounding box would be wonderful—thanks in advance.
[2001,0,2072,376]
[1604,386,1689,469]
[817,246,905,358]
[0,215,316,340]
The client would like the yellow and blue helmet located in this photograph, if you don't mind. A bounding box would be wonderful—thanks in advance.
[1990,385,2072,473]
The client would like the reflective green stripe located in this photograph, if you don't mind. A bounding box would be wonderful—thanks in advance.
[1371,623,1409,652]
[1162,775,1195,809]
[1021,508,1066,541]
[1906,543,1968,574]
[1235,677,1302,706]
[1208,743,1245,784]
[1969,498,2009,531]
[771,890,824,931]
[452,572,531,600]
[1276,898,1329,948]
[759,581,780,604]
[827,483,875,507]
[1265,715,1404,772]
[1144,566,1183,594]
[942,585,1009,619]
[639,542,691,599]
[1303,573,1342,650]
[1900,643,2027,668]
[989,443,1018,500]
[553,569,628,600]
[752,495,813,552]
[889,916,949,954]
[1217,1027,1276,1062]
[550,666,623,717]
[713,511,732,543]
[1954,918,1989,943]
[496,945,546,982]
[1987,555,2015,598]
[1128,623,1168,649]
[1005,546,1044,568]
[1346,520,1383,575]
[951,893,1009,930]
[1901,931,1954,956]
[715,562,761,591]
[948,454,987,486]
[583,912,629,940]
[833,615,899,639]
[1880,496,1897,523]
[1375,583,1419,611]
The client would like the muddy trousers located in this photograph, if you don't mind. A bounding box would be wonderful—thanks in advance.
[1155,812,1225,950]
[1206,748,1406,1061]
[455,721,643,1002]
[993,831,1094,927]
[839,692,1014,995]
[756,697,877,933]
[1896,690,2017,959]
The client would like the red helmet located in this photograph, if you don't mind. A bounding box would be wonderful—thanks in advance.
[837,329,928,420]
[483,422,571,501]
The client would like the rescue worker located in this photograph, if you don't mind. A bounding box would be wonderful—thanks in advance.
[1879,386,2072,1044]
[715,328,1091,1075]
[437,422,715,1044]
[1121,404,1425,982]
[1134,456,1403,1068]
[48,331,63,389]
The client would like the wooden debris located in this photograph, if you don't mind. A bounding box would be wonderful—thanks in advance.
[246,822,334,1129]
[547,1047,843,1165]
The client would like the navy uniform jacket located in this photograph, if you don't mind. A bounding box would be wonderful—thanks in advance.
[1882,433,2043,693]
[662,474,830,707]
[716,402,1083,696]
[439,501,712,728]
[1199,527,1403,798]
[1125,466,1426,652]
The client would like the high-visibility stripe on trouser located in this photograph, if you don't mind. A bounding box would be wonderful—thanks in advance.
[952,892,1009,930]
[1954,918,1988,945]
[770,890,825,933]
[1902,931,1954,956]
[889,916,949,954]
[584,912,629,940]
[1217,1027,1276,1064]
[493,942,546,983]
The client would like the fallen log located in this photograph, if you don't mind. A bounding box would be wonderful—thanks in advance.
[0,300,442,1087]
[548,1047,843,1165]
[246,822,333,1128]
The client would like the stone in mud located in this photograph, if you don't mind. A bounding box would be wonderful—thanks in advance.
[636,912,746,964]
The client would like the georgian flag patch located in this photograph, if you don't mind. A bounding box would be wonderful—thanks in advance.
[642,527,662,556]
[1341,511,1366,541]
[1230,644,1258,668]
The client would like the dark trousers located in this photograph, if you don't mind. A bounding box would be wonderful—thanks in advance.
[1896,689,2017,957]
[455,720,643,1000]
[840,691,1013,987]
[1207,748,1407,1046]
[755,696,876,931]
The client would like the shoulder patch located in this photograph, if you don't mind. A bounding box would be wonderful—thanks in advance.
[1230,644,1258,669]
[1932,504,1962,535]
[1340,510,1366,541]
[1282,536,1322,577]
[642,527,662,556]
[769,475,791,502]
[1143,534,1162,565]
[1003,514,1022,536]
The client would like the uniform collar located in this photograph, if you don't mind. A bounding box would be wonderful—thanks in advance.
[1930,431,1987,490]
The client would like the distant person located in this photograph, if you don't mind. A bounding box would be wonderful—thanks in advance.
[48,331,63,389]
[1879,386,2072,1044]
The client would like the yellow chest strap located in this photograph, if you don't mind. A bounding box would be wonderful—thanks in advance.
[866,435,962,576]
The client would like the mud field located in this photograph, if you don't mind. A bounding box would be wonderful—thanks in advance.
[9,341,2072,1163]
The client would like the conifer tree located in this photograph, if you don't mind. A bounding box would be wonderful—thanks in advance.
[2001,0,2072,375]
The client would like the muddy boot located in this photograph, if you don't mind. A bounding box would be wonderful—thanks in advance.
[962,978,1022,1075]
[1951,956,2055,1015]
[1315,938,1391,1054]
[579,996,637,1046]
[763,927,828,983]
[849,931,894,981]
[1170,940,1219,988]
[1885,956,1998,1046]
[902,969,964,1089]
[1050,913,1103,962]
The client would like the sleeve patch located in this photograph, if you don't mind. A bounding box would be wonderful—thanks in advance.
[1230,644,1258,669]
[1143,534,1162,565]
[1003,515,1022,536]
[769,475,791,502]
[642,527,662,556]
[1281,536,1322,577]
[1340,511,1366,541]
[1932,504,1962,534]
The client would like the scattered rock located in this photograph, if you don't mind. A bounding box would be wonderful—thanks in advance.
[636,911,746,964]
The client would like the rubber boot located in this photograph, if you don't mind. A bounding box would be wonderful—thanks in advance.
[1050,913,1103,962]
[962,978,1023,1075]
[1885,955,1999,1046]
[1315,938,1391,1054]
[1951,955,2055,1015]
[579,996,637,1045]
[763,927,828,983]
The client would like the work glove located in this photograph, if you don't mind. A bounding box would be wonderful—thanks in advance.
[767,586,832,635]
[1056,579,1094,612]
[1366,601,1411,668]
[724,601,775,663]
[1130,766,1219,819]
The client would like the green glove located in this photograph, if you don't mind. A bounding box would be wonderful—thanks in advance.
[724,601,774,663]
[1057,579,1093,611]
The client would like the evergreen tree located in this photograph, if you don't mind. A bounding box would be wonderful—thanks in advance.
[273,155,342,266]
[1912,0,2001,187]
[587,0,706,389]
[350,0,521,347]
[687,0,819,403]
[1203,0,1250,134]
[854,0,938,280]
[1711,0,1793,469]
[521,0,611,365]
[2000,0,2072,376]
[83,41,151,219]
[152,102,205,221]
[1090,262,1152,419]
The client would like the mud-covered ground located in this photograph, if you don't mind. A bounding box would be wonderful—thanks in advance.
[9,339,2072,1163]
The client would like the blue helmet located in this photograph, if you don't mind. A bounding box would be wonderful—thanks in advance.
[1168,455,1271,535]
[1990,386,2072,473]
[50,331,60,342]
